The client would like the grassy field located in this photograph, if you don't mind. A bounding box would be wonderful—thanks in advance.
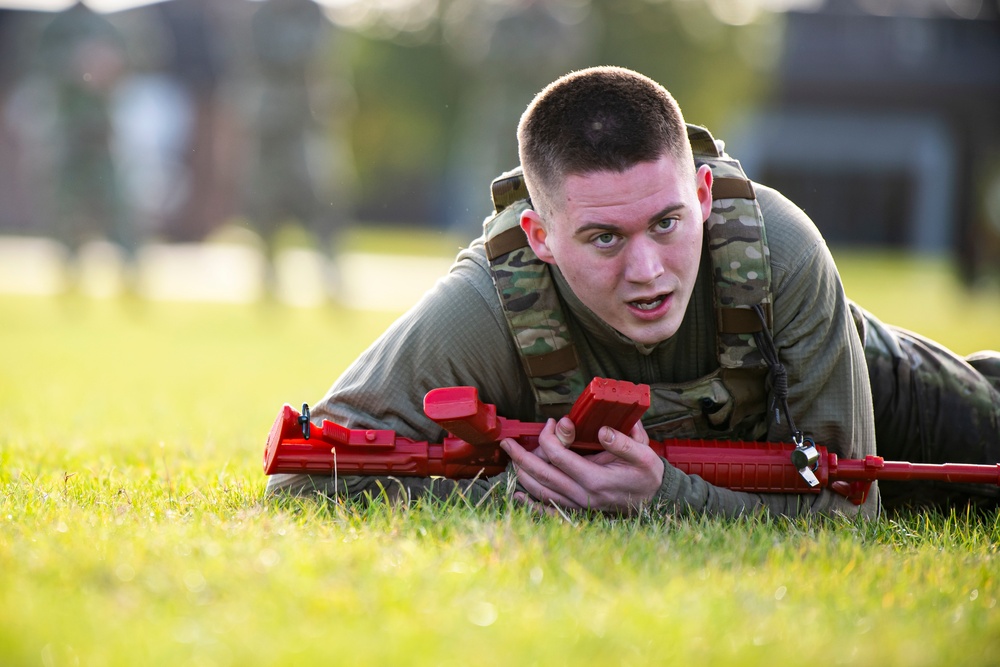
[1,249,998,666]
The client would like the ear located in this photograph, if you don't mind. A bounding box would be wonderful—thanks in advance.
[520,209,556,264]
[695,163,714,223]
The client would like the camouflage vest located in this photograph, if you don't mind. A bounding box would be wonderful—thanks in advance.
[483,125,772,441]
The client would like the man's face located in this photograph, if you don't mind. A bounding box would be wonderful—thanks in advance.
[521,155,713,346]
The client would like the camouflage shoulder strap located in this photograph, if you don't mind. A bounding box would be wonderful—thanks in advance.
[483,167,584,412]
[483,125,772,413]
[688,124,772,370]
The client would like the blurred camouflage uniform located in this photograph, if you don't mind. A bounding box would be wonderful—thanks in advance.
[247,0,343,254]
[38,4,129,253]
[858,307,1000,510]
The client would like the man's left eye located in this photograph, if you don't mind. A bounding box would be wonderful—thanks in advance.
[655,218,678,232]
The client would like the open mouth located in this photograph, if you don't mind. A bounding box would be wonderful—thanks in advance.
[628,295,667,311]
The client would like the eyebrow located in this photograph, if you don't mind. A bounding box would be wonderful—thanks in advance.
[572,202,688,237]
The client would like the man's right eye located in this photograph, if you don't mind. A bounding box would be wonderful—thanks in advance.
[593,232,617,248]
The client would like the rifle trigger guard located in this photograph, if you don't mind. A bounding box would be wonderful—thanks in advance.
[299,403,312,440]
[790,436,820,488]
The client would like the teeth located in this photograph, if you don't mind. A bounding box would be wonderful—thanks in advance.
[632,297,664,311]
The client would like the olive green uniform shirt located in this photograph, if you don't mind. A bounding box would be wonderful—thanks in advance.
[267,183,879,518]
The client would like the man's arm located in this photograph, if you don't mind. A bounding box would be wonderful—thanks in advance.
[265,245,533,498]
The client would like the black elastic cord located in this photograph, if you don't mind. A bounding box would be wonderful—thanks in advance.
[752,304,803,443]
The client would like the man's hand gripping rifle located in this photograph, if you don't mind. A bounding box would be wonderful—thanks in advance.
[263,378,1000,505]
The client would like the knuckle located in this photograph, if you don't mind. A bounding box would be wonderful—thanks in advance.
[534,465,558,487]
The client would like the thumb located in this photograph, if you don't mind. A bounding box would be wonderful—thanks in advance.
[555,417,575,447]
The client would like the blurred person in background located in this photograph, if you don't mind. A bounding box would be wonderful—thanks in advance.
[38,3,131,273]
[154,0,234,243]
[0,9,33,237]
[245,0,354,288]
[443,0,597,235]
[0,9,29,234]
[107,0,239,246]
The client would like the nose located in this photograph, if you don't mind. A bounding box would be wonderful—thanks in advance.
[623,237,665,284]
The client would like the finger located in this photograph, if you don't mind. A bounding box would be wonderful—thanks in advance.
[512,491,567,518]
[500,437,586,504]
[628,420,650,446]
[534,418,573,463]
[535,417,596,478]
[513,491,580,516]
[585,450,621,466]
[597,426,654,465]
[511,491,540,513]
[515,467,585,511]
[529,419,561,463]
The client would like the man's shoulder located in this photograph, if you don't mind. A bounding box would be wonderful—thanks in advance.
[451,236,493,287]
[754,182,827,271]
[444,236,505,311]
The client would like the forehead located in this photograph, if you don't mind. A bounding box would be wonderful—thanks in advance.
[550,154,696,223]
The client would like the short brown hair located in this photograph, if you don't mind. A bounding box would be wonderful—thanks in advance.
[517,66,691,214]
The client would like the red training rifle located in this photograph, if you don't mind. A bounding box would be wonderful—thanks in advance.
[262,378,1000,506]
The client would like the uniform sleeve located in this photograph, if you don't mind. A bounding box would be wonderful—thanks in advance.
[652,184,879,519]
[654,455,879,519]
[265,248,534,497]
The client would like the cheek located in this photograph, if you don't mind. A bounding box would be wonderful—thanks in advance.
[560,252,619,297]
[672,228,705,278]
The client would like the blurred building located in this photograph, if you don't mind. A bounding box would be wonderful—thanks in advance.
[728,0,1000,284]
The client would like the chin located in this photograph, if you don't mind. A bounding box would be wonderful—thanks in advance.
[628,320,681,346]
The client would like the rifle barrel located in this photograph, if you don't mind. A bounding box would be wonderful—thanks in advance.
[832,456,1000,485]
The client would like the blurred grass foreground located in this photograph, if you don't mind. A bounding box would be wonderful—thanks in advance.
[1,243,999,666]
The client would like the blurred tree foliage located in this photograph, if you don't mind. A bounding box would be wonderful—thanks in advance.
[342,31,464,225]
[331,0,780,227]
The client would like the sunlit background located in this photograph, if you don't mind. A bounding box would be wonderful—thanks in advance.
[0,0,997,307]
